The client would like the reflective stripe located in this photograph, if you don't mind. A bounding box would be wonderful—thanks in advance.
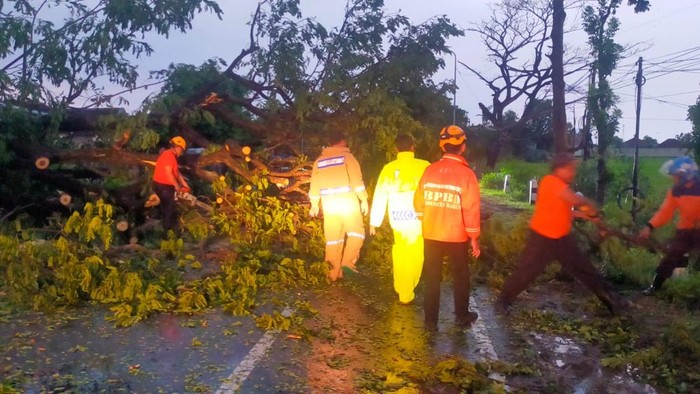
[390,210,418,221]
[465,227,479,233]
[326,239,344,246]
[423,182,462,193]
[320,185,352,196]
[318,156,346,168]
[354,186,366,193]
[347,232,365,239]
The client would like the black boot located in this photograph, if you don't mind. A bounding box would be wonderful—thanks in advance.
[642,274,664,296]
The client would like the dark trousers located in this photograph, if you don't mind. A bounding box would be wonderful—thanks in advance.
[655,229,700,285]
[499,230,614,308]
[423,239,472,325]
[153,182,177,232]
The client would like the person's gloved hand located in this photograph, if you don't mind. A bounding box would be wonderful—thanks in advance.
[309,205,320,217]
[360,199,369,216]
[580,204,599,219]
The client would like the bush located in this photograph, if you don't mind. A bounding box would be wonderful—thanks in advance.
[479,170,508,190]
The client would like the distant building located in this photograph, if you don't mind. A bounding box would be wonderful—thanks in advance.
[657,138,683,149]
[618,137,690,157]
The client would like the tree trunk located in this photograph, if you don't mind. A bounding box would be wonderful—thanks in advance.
[485,143,503,169]
[551,0,568,153]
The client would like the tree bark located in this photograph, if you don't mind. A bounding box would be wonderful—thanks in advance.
[551,0,568,153]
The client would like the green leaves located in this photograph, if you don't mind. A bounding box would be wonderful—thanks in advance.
[687,96,700,159]
[1,0,223,104]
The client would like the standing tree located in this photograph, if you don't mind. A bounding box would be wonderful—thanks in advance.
[688,96,700,159]
[582,0,649,203]
[551,0,567,153]
[466,0,588,167]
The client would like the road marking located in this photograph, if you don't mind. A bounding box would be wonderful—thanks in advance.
[469,298,507,385]
[216,307,293,394]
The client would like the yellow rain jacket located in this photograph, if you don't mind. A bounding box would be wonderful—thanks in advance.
[370,151,430,303]
[309,146,368,280]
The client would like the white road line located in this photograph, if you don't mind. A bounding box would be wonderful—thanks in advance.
[469,298,507,385]
[216,307,293,394]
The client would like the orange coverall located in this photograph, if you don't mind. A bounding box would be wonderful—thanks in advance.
[309,146,368,280]
[646,180,700,285]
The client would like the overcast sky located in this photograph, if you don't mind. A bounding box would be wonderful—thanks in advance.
[114,0,700,142]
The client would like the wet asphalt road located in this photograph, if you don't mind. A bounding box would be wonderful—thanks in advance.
[1,279,507,393]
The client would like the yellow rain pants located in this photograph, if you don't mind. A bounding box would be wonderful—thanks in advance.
[369,152,429,303]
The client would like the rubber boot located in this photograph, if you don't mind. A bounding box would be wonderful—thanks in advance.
[642,274,664,296]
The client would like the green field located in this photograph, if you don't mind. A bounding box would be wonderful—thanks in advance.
[481,156,675,213]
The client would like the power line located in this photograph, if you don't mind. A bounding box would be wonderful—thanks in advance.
[621,3,700,33]
[619,116,689,122]
[652,90,700,98]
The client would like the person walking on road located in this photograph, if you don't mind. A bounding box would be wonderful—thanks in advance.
[495,152,622,315]
[369,133,430,305]
[309,131,369,282]
[638,156,700,295]
[414,125,481,330]
[152,136,190,234]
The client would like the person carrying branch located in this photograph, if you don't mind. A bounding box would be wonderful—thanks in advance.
[152,136,190,234]
[638,156,700,295]
[414,125,481,330]
[308,131,369,282]
[495,152,623,315]
[369,133,430,305]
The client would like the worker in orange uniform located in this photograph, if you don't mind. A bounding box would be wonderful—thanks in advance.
[639,156,700,295]
[153,136,190,233]
[309,131,369,281]
[414,125,481,331]
[495,152,622,315]
[369,133,430,305]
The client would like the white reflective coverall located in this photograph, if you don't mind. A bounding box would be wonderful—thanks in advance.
[309,146,368,280]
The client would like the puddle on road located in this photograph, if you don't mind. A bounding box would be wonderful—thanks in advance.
[526,328,657,394]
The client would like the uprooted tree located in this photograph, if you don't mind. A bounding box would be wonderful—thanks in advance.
[0,0,465,227]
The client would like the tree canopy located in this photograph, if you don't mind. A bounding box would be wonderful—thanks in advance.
[0,0,223,106]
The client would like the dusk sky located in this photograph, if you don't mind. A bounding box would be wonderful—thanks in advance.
[111,0,700,143]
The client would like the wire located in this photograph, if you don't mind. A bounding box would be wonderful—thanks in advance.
[619,116,689,122]
[622,2,700,33]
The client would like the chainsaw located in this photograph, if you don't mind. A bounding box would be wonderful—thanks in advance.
[175,189,197,206]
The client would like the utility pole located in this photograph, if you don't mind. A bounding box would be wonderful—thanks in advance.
[631,56,644,220]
